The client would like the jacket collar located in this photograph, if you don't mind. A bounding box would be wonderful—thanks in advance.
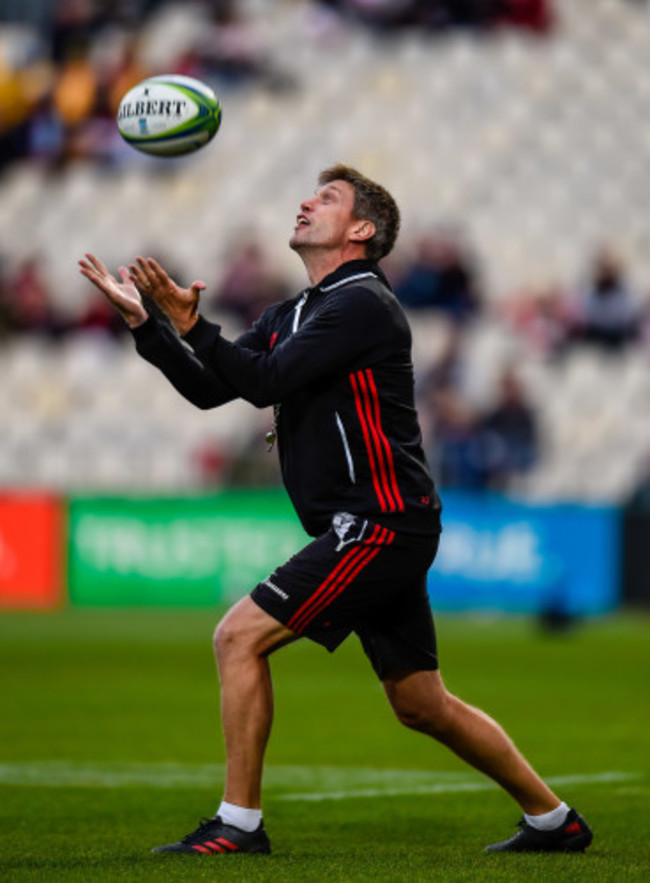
[313,259,392,294]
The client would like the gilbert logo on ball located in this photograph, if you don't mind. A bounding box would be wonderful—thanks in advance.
[117,74,221,157]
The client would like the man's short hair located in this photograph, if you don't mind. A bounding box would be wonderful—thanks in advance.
[318,164,400,262]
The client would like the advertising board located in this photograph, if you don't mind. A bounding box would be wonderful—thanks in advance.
[430,491,620,614]
[0,493,62,609]
[68,491,307,606]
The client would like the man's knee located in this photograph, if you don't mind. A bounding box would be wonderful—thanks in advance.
[392,695,452,736]
[213,613,242,662]
[384,671,455,737]
[213,596,295,664]
[214,600,257,661]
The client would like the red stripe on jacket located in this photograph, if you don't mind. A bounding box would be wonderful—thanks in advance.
[363,369,404,511]
[350,370,404,512]
[350,372,388,511]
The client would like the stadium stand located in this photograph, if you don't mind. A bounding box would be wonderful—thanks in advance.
[1,0,650,500]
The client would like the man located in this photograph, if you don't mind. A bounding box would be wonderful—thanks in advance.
[78,164,592,856]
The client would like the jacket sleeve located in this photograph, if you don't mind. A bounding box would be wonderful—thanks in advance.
[131,314,266,409]
[183,287,398,407]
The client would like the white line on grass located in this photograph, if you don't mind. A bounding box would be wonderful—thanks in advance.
[0,762,638,800]
[279,771,640,801]
[0,762,474,789]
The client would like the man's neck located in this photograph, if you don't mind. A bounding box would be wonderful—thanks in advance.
[297,245,369,287]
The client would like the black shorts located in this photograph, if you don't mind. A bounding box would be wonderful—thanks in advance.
[250,512,440,680]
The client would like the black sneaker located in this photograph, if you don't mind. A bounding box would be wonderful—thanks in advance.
[152,815,271,855]
[485,808,593,853]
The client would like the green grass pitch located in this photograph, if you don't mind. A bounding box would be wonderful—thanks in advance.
[1,607,649,881]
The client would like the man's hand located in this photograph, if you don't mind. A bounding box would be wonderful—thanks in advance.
[78,253,149,328]
[129,256,206,337]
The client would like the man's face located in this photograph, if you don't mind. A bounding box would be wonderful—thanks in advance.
[289,180,358,253]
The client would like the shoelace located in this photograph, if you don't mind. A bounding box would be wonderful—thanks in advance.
[182,817,219,843]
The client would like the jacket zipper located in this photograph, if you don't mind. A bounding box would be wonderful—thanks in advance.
[335,412,356,484]
[292,290,309,331]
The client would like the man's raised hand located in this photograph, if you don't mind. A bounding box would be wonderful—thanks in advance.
[129,256,206,337]
[78,253,149,328]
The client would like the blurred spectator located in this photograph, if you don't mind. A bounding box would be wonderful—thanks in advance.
[492,0,554,33]
[420,322,471,393]
[224,434,283,487]
[420,357,539,492]
[425,384,485,489]
[50,0,103,65]
[427,0,498,29]
[3,258,68,338]
[568,247,642,352]
[477,366,539,490]
[393,228,482,322]
[318,0,554,32]
[501,282,571,359]
[178,1,295,92]
[193,431,282,487]
[63,86,132,166]
[24,92,66,165]
[76,291,130,339]
[417,326,486,489]
[336,0,420,29]
[52,44,97,129]
[106,36,151,117]
[211,237,291,328]
[0,46,51,168]
[192,437,230,486]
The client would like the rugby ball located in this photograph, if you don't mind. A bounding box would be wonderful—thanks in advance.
[117,74,221,157]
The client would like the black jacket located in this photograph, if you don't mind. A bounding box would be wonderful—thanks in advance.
[132,259,441,538]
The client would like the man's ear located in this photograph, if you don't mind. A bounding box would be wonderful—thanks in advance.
[349,219,376,245]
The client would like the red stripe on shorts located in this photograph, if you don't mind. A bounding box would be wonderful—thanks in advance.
[287,525,394,635]
[295,546,382,631]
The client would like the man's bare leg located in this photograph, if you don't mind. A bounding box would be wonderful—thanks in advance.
[383,669,560,814]
[152,597,294,854]
[213,596,297,808]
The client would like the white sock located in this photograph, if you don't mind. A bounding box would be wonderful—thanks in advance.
[524,801,569,831]
[217,800,262,832]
